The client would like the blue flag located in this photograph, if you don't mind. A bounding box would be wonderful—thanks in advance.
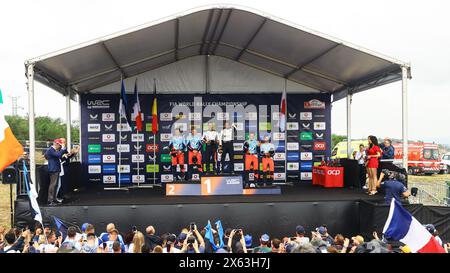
[205,220,225,251]
[119,79,130,125]
[215,220,225,249]
[53,216,68,239]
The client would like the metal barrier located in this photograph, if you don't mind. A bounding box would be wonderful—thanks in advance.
[408,180,450,206]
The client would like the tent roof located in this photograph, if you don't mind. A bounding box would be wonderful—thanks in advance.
[25,4,411,101]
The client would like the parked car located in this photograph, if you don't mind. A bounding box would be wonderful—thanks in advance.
[440,153,450,174]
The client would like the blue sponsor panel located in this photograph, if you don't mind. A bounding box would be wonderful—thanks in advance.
[300,161,313,171]
[287,152,299,161]
[275,142,285,152]
[119,174,131,184]
[88,154,101,164]
[102,165,116,174]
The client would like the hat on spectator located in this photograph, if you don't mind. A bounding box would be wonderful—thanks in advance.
[54,138,63,145]
[244,234,252,248]
[178,232,187,242]
[167,234,177,243]
[216,248,228,253]
[81,223,89,232]
[295,225,305,234]
[316,226,327,235]
[260,234,270,242]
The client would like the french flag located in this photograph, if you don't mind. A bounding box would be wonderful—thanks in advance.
[383,199,445,253]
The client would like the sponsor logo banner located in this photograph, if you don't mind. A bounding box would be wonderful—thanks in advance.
[89,114,99,121]
[117,123,132,132]
[301,172,313,180]
[132,175,145,183]
[288,113,297,119]
[300,112,313,120]
[160,113,172,121]
[162,165,172,172]
[161,154,172,163]
[160,133,172,142]
[189,112,202,121]
[88,136,100,141]
[133,144,143,151]
[118,165,130,173]
[233,154,244,160]
[272,112,280,121]
[274,153,286,161]
[234,163,244,171]
[304,99,325,109]
[246,112,258,121]
[102,165,116,174]
[132,154,145,163]
[131,134,144,142]
[301,152,313,161]
[235,122,244,131]
[119,174,130,183]
[314,122,326,130]
[104,124,114,131]
[146,144,159,153]
[274,173,286,181]
[146,164,160,173]
[313,141,327,151]
[117,144,130,153]
[272,132,285,141]
[259,122,271,131]
[88,165,101,174]
[87,99,110,109]
[102,154,116,163]
[88,124,101,132]
[287,152,299,161]
[88,154,101,164]
[287,142,299,151]
[315,133,324,140]
[102,134,115,143]
[287,122,299,130]
[102,113,115,122]
[300,132,313,141]
[233,143,244,151]
[216,112,229,121]
[300,162,313,171]
[287,162,299,171]
[161,174,173,182]
[88,144,101,153]
[301,123,311,129]
[103,175,116,184]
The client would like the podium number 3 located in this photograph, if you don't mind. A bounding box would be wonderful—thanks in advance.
[203,179,211,194]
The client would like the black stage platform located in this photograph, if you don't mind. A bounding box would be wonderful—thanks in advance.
[14,184,450,242]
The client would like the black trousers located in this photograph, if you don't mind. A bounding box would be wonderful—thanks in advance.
[47,172,60,203]
[204,144,217,173]
[220,141,234,173]
[359,164,367,188]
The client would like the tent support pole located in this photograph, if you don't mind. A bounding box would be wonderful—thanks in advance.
[26,63,36,187]
[66,88,72,149]
[205,55,210,93]
[401,66,408,170]
[346,91,352,158]
[78,94,82,161]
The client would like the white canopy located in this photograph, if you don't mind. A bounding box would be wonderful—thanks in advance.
[25,5,410,101]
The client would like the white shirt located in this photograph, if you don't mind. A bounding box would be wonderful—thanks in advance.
[202,130,219,143]
[163,246,181,253]
[219,126,236,143]
[354,150,366,165]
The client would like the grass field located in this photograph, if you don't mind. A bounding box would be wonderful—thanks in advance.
[1,174,449,229]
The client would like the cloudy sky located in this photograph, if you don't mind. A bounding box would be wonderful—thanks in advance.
[1,0,449,144]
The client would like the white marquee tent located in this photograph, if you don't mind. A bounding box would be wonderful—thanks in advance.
[24,5,411,183]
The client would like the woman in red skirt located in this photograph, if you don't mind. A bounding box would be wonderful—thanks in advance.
[366,135,381,195]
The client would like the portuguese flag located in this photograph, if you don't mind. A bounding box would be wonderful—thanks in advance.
[0,89,24,172]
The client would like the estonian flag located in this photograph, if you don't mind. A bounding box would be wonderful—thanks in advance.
[205,220,225,251]
[23,161,42,224]
[383,199,445,253]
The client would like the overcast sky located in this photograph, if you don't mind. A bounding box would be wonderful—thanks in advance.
[1,0,449,144]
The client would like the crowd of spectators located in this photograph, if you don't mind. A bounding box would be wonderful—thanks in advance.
[1,221,448,253]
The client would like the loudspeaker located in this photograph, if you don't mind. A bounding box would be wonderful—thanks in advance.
[1,165,18,184]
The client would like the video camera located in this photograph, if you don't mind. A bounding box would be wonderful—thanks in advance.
[381,169,406,183]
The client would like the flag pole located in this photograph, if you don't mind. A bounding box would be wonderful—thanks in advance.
[284,79,288,185]
[135,79,141,188]
[153,78,156,187]
[118,76,123,190]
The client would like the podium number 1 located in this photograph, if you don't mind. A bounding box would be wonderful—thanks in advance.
[203,179,211,194]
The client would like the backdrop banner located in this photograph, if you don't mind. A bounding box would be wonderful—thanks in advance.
[80,93,331,186]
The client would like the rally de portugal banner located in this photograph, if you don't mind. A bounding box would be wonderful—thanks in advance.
[80,93,331,186]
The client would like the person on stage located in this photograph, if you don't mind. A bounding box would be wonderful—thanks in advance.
[218,122,237,174]
[202,122,219,174]
[185,126,203,179]
[259,134,275,186]
[44,139,67,206]
[243,132,260,187]
[366,135,381,196]
[169,128,186,181]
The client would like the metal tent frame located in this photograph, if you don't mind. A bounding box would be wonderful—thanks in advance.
[24,5,411,185]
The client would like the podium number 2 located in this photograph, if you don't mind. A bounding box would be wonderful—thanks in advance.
[168,185,175,195]
[203,179,211,194]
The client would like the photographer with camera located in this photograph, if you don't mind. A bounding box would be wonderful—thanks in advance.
[376,169,410,204]
[227,228,248,253]
[185,126,203,179]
